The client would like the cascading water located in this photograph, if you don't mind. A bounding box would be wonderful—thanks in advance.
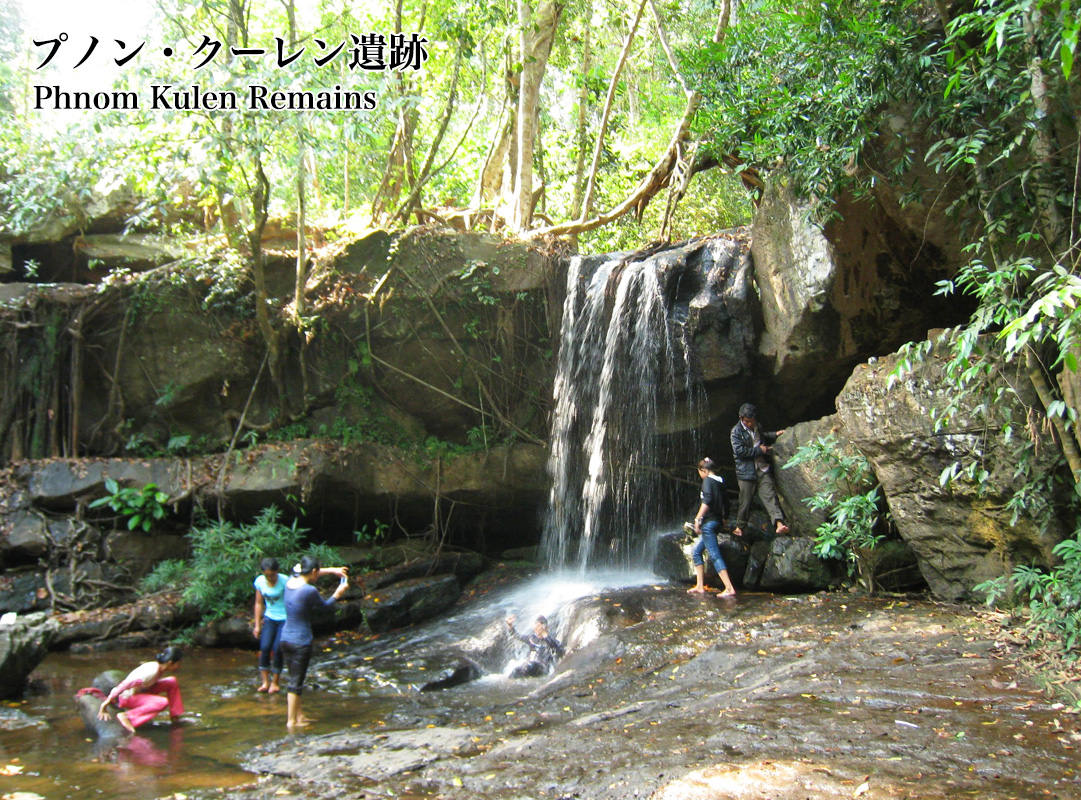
[541,251,696,573]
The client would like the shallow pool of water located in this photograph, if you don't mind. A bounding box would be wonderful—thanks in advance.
[1,569,659,800]
[0,646,394,800]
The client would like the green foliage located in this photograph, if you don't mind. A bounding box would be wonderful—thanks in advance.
[356,519,391,545]
[0,116,104,236]
[158,505,341,622]
[688,0,918,214]
[139,558,190,594]
[783,435,887,589]
[976,533,1081,658]
[459,260,499,307]
[88,478,170,532]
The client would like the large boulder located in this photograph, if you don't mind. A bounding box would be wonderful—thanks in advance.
[757,537,837,592]
[303,227,556,441]
[0,569,53,614]
[836,339,1071,599]
[105,531,191,579]
[0,611,58,698]
[361,574,461,633]
[1,508,50,563]
[751,179,970,422]
[363,552,485,591]
[658,232,759,432]
[653,526,835,593]
[6,440,547,553]
[771,414,848,537]
[652,529,749,589]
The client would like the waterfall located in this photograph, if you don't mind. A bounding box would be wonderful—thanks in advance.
[541,251,693,572]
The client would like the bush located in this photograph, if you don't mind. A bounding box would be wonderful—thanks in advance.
[783,434,888,590]
[142,505,342,622]
[140,559,190,594]
[976,534,1081,657]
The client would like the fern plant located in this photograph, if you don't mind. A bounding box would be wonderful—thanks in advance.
[783,435,888,590]
[142,505,342,622]
[976,536,1081,657]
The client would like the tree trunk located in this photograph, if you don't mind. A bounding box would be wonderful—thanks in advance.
[580,0,648,223]
[475,109,513,208]
[371,0,423,222]
[295,145,307,323]
[570,15,592,224]
[509,0,563,232]
[393,47,465,224]
[529,0,739,239]
[1022,4,1066,252]
[1026,346,1081,484]
[247,156,283,406]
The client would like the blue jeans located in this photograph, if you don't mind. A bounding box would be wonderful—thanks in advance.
[691,519,727,571]
[258,617,285,674]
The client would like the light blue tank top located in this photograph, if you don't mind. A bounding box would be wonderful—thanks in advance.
[254,574,287,621]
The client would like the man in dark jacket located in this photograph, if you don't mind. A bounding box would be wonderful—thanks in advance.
[506,615,565,678]
[730,402,789,537]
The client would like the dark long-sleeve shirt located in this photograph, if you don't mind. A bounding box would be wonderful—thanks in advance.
[281,581,337,647]
[512,629,565,670]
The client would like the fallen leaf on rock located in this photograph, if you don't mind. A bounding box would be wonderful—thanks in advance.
[853,780,870,797]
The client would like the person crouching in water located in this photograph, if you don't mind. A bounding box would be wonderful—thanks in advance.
[97,646,184,733]
[506,614,565,678]
[687,457,737,598]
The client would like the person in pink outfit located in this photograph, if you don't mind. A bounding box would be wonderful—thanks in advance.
[97,646,185,733]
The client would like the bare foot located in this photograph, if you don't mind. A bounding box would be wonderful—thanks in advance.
[116,711,136,734]
[268,684,280,694]
[292,716,312,727]
[718,589,737,598]
[686,586,708,594]
[732,528,744,538]
[256,684,269,693]
[775,523,789,535]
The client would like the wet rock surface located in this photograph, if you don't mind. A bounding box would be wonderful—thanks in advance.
[653,528,836,593]
[0,611,58,699]
[232,586,1080,800]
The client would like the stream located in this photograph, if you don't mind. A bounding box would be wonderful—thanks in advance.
[2,568,1079,800]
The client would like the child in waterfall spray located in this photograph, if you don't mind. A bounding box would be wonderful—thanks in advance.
[505,615,565,678]
[687,457,737,597]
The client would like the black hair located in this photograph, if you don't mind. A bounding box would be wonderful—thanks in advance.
[156,645,183,664]
[738,402,757,419]
[698,457,715,471]
[259,557,280,572]
[536,615,549,627]
[299,554,321,575]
